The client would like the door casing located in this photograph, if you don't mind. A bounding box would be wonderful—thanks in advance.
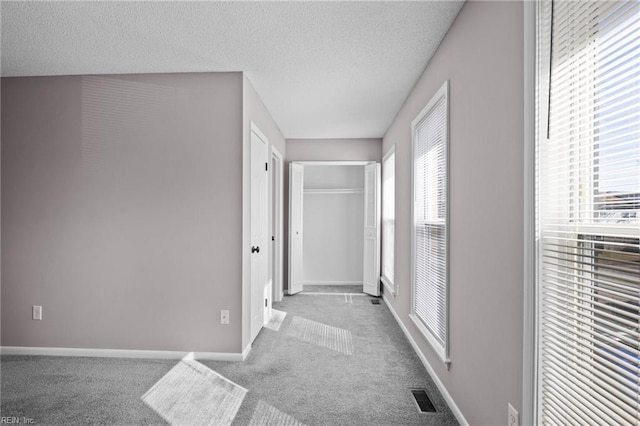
[288,161,380,295]
[270,147,284,304]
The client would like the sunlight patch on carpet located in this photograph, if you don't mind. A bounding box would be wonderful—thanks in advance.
[248,400,305,426]
[265,309,287,331]
[287,317,353,355]
[142,354,247,425]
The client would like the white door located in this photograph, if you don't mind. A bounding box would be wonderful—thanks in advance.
[363,163,381,296]
[288,163,304,295]
[250,125,269,342]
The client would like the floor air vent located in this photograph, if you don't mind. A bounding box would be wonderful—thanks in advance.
[370,299,381,305]
[411,389,437,413]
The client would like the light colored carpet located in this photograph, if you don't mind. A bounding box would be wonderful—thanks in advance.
[301,284,363,294]
[1,294,458,425]
[204,294,458,425]
[248,400,304,426]
[264,309,287,331]
[287,316,354,355]
[1,355,173,424]
[142,355,247,426]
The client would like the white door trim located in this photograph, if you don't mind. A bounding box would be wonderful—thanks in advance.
[363,163,381,296]
[271,146,284,302]
[250,122,269,147]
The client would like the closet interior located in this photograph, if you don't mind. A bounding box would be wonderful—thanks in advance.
[289,161,380,296]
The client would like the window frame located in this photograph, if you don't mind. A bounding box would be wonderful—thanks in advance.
[410,80,451,367]
[381,145,396,295]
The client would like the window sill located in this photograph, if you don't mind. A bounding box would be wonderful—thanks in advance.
[409,313,450,369]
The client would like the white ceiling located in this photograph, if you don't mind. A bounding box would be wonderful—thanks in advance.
[1,1,464,139]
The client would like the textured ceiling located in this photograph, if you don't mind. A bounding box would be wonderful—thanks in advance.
[1,1,464,138]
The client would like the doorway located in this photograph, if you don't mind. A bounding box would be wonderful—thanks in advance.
[288,161,381,296]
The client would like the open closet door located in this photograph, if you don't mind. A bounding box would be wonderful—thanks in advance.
[363,163,381,296]
[288,163,304,295]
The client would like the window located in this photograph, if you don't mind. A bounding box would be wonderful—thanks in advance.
[536,1,639,425]
[411,81,449,365]
[381,147,396,294]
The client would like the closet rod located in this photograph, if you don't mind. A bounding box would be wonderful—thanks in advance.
[303,188,364,194]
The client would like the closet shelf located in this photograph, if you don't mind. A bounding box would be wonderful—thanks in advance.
[304,188,364,194]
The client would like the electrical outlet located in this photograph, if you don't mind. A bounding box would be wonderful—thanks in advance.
[32,305,42,320]
[220,310,229,325]
[508,403,519,426]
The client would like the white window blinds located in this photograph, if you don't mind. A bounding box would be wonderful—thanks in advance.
[382,148,395,291]
[536,1,640,425]
[411,81,449,363]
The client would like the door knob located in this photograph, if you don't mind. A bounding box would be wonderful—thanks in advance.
[251,246,260,253]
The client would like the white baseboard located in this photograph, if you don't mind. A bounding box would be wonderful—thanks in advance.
[303,281,362,286]
[0,346,246,362]
[382,294,469,426]
[380,276,397,297]
[241,343,251,361]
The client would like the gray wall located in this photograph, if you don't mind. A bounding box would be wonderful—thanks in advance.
[283,138,381,291]
[1,73,246,353]
[286,139,381,162]
[241,75,286,349]
[382,1,524,424]
[302,165,365,284]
